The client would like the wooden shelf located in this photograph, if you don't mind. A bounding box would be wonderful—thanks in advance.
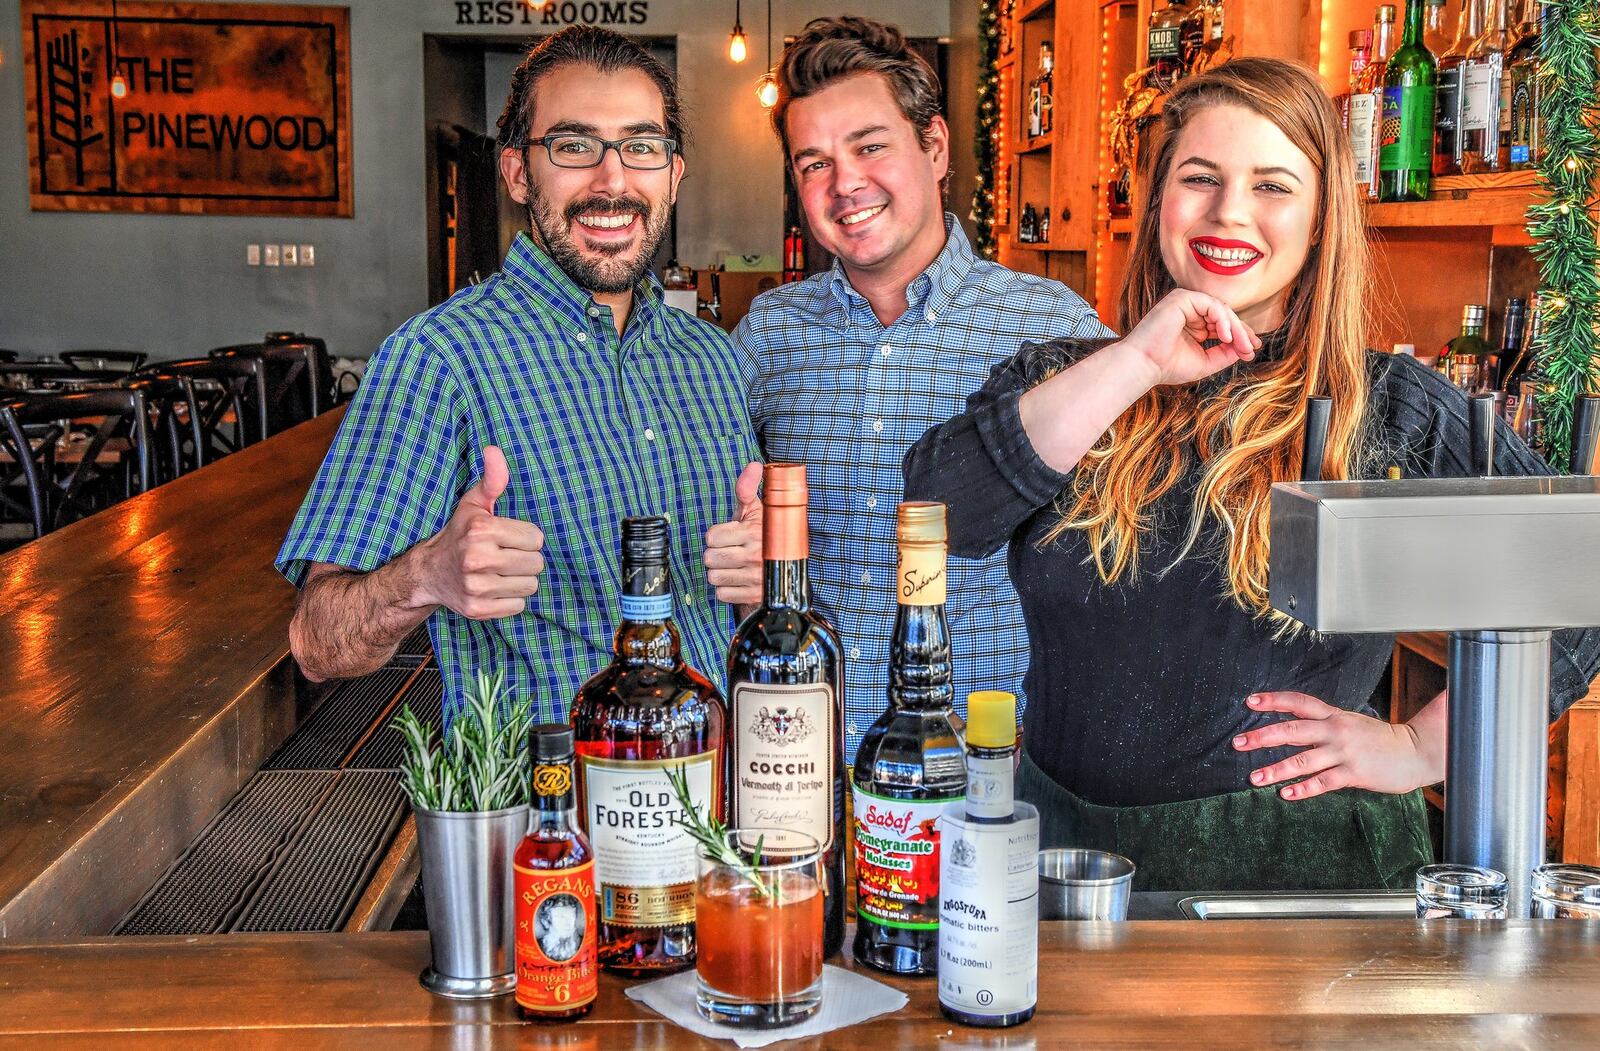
[1008,239,1064,252]
[1016,137,1053,156]
[1365,170,1541,230]
[1018,0,1056,21]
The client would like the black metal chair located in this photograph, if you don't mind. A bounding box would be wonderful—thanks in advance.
[61,350,149,373]
[211,341,324,433]
[0,389,154,539]
[126,375,205,482]
[0,350,18,363]
[135,357,268,461]
[265,332,341,406]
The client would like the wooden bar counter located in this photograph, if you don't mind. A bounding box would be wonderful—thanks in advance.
[3,921,1598,1047]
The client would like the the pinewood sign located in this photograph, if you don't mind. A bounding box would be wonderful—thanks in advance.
[22,1,352,216]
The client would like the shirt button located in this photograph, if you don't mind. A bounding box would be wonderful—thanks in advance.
[848,721,860,736]
[644,428,655,441]
[925,308,937,322]
[587,306,600,317]
[872,419,884,433]
[849,647,860,660]
[575,332,588,343]
[866,496,877,510]
[859,570,871,585]
[879,343,892,357]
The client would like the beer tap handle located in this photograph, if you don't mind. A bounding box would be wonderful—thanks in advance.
[1301,396,1332,482]
[1572,394,1600,476]
[1469,392,1498,478]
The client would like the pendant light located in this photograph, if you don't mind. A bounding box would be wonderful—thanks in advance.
[109,0,127,98]
[756,0,776,107]
[728,0,748,63]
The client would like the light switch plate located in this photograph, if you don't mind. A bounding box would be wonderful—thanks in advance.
[299,244,315,267]
[264,244,281,266]
[247,243,261,266]
[282,244,298,266]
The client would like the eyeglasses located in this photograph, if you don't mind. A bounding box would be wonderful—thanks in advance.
[525,133,678,171]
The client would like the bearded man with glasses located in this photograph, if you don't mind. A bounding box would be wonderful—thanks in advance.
[277,27,760,723]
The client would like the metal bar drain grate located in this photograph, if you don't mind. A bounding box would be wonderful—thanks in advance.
[347,668,443,771]
[263,667,413,771]
[389,623,435,666]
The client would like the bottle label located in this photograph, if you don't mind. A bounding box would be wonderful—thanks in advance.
[579,751,717,927]
[897,543,946,606]
[1435,66,1460,135]
[514,860,598,1013]
[1348,94,1377,183]
[1509,76,1535,163]
[965,754,1015,820]
[937,806,1040,1018]
[733,682,835,851]
[1380,84,1436,172]
[852,787,960,931]
[1461,57,1499,132]
[620,592,673,621]
[1148,25,1181,59]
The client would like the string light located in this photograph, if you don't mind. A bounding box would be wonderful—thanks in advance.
[755,0,775,106]
[728,0,747,63]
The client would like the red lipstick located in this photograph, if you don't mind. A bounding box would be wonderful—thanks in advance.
[1189,236,1263,276]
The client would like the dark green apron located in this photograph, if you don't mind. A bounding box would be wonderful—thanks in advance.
[1018,751,1433,892]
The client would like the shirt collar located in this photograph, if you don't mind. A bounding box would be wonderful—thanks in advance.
[824,214,978,327]
[501,231,664,334]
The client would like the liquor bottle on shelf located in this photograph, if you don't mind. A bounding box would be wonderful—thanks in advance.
[514,724,598,1021]
[1026,54,1043,139]
[1492,296,1528,393]
[1353,5,1398,200]
[1018,203,1037,244]
[570,515,726,977]
[1147,0,1192,91]
[1424,0,1454,56]
[1039,207,1051,244]
[1434,0,1484,176]
[726,463,846,960]
[1378,0,1437,203]
[1197,0,1227,66]
[1107,166,1133,218]
[1460,0,1511,173]
[852,502,966,977]
[1445,304,1493,390]
[1038,42,1055,136]
[937,691,1040,1029]
[782,226,805,283]
[1506,0,1546,169]
[1337,30,1372,132]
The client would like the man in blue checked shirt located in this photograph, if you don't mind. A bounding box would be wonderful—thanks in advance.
[278,27,758,720]
[704,17,1113,754]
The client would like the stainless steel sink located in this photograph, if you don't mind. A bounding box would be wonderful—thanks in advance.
[1177,891,1415,919]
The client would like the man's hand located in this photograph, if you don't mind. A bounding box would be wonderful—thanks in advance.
[1231,691,1446,801]
[414,445,546,619]
[704,461,764,608]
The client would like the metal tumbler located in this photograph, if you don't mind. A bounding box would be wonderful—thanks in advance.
[414,803,529,998]
[1037,848,1135,920]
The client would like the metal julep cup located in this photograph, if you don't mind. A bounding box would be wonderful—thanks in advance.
[1038,848,1135,920]
[414,803,529,998]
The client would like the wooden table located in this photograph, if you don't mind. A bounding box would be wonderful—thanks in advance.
[0,409,342,937]
[3,921,1598,1047]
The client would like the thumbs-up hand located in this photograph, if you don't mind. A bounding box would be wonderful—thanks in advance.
[417,446,546,620]
[704,461,764,608]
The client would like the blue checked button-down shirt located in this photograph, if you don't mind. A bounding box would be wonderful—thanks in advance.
[278,233,760,721]
[737,217,1112,753]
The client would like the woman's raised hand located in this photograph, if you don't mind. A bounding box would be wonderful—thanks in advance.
[1121,288,1262,388]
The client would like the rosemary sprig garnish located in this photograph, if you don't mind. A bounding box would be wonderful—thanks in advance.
[395,669,532,812]
[665,763,777,900]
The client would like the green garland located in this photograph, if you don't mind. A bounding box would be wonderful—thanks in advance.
[972,0,1001,259]
[1526,0,1600,471]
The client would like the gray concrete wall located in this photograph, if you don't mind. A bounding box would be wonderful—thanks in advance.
[0,0,949,360]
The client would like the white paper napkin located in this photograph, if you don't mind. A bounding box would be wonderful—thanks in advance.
[624,964,910,1048]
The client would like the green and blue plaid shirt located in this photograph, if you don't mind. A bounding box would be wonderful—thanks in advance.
[277,233,760,720]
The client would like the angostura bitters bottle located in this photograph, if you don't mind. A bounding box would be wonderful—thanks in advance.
[570,515,725,976]
[726,463,847,958]
[851,502,966,976]
[514,724,598,1021]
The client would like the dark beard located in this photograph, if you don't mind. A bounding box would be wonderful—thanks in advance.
[525,175,668,294]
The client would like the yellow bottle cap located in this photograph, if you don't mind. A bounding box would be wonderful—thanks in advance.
[966,691,1017,748]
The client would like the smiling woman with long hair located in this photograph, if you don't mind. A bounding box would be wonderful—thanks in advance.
[905,57,1600,891]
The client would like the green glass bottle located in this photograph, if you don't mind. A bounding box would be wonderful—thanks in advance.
[1379,0,1438,202]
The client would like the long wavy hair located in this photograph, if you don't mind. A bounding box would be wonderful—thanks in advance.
[1043,57,1371,614]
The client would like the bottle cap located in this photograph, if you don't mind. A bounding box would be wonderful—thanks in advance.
[966,691,1017,748]
[897,501,947,545]
[620,515,669,561]
[1350,29,1372,48]
[1377,5,1396,21]
[1463,304,1486,325]
[763,463,808,508]
[532,723,574,761]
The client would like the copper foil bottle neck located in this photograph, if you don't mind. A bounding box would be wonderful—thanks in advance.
[764,462,808,561]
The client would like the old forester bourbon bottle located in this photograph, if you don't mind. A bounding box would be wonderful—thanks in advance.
[571,515,726,976]
[851,501,966,975]
[727,463,847,958]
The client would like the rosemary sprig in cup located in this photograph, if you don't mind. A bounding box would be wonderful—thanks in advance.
[664,763,778,901]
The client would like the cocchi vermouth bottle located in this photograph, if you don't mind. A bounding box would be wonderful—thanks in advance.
[571,515,725,976]
[726,463,847,958]
[851,501,966,976]
[513,723,597,1021]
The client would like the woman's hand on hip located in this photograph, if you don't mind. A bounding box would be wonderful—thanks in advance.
[1231,691,1442,801]
[1120,288,1262,388]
